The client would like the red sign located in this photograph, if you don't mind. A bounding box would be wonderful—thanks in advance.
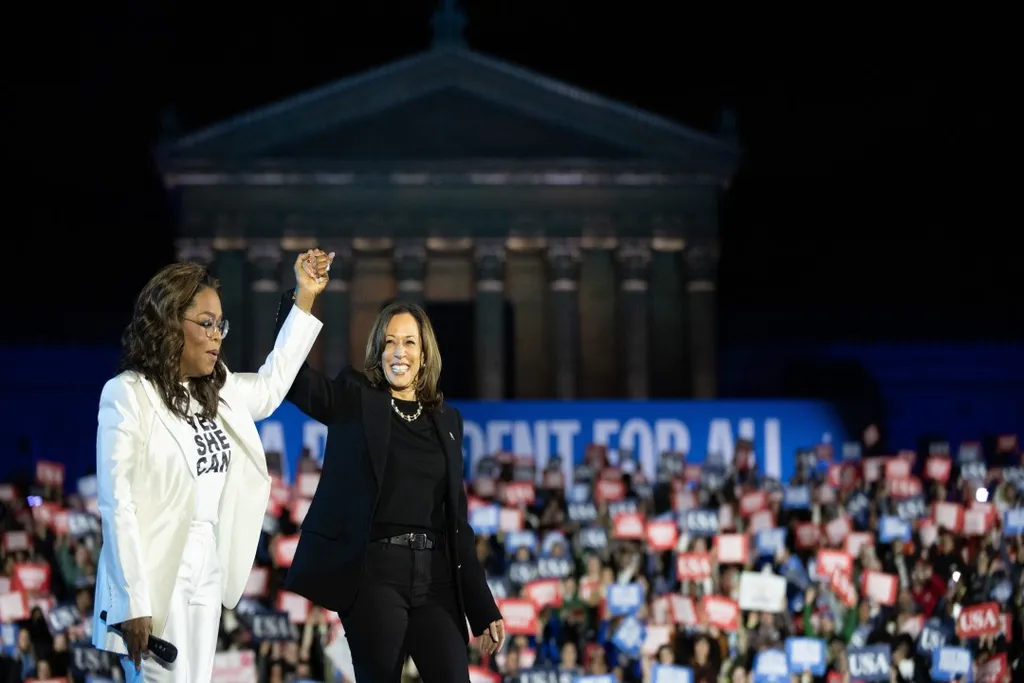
[12,563,51,594]
[956,602,1001,640]
[645,520,678,552]
[676,553,713,581]
[497,598,539,635]
[699,595,740,631]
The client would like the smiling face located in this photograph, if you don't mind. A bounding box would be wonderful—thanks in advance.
[179,286,224,379]
[381,312,423,400]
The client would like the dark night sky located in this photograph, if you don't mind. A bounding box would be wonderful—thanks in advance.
[3,3,1015,346]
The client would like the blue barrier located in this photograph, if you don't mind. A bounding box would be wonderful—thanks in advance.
[256,399,847,484]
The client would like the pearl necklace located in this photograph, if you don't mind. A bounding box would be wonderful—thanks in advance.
[391,397,422,422]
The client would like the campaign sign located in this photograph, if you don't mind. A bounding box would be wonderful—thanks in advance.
[576,527,608,550]
[782,486,811,510]
[45,604,80,634]
[469,505,500,535]
[567,501,598,523]
[258,400,846,483]
[785,637,826,676]
[250,611,298,641]
[606,583,645,617]
[508,561,539,586]
[756,529,787,557]
[574,676,616,683]
[652,665,694,683]
[879,516,912,543]
[513,669,574,683]
[846,492,870,522]
[847,644,892,682]
[930,646,973,681]
[752,649,791,683]
[0,624,17,656]
[895,496,927,521]
[611,616,645,658]
[683,509,720,537]
[507,530,538,554]
[536,557,573,580]
[66,511,101,537]
[72,644,119,677]
[1004,508,1024,536]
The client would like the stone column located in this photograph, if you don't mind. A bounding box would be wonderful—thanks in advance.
[547,239,582,399]
[321,241,354,376]
[685,241,720,398]
[393,240,427,307]
[248,239,282,371]
[474,239,506,400]
[617,239,652,399]
[211,237,247,371]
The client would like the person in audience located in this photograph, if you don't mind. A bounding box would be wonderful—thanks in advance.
[278,297,504,683]
[91,250,331,682]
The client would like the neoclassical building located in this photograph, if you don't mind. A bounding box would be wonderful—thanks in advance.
[162,14,739,401]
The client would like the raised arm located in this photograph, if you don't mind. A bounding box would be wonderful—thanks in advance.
[269,290,339,425]
[96,376,151,625]
[230,251,329,421]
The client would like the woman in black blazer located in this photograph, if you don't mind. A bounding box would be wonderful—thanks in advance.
[274,293,505,683]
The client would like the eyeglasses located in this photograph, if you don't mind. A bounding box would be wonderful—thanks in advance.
[185,318,230,339]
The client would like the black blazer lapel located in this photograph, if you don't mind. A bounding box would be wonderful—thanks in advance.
[431,409,463,507]
[361,388,391,486]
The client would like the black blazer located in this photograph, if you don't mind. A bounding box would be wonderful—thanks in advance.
[272,294,501,641]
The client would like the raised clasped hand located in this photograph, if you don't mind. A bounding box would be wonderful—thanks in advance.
[294,249,335,296]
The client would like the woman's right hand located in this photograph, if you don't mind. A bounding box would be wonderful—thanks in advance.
[294,249,334,295]
[120,616,152,671]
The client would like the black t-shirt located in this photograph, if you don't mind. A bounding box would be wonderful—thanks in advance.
[370,398,448,540]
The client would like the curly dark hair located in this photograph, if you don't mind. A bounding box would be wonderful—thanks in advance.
[119,261,227,421]
[363,301,444,412]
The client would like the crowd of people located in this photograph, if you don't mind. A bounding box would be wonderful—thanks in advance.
[0,429,1021,683]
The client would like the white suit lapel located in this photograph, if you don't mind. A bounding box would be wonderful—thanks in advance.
[137,378,197,480]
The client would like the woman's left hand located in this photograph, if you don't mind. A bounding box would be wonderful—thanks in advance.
[477,618,505,654]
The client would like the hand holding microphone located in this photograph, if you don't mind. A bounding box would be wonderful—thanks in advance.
[101,611,178,669]
[118,615,151,671]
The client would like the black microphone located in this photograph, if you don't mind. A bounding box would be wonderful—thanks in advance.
[99,611,179,664]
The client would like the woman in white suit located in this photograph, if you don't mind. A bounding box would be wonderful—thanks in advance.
[92,249,333,682]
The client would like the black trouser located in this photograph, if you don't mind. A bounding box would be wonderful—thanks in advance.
[342,539,470,683]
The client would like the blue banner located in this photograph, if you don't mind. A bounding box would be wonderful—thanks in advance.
[256,399,846,483]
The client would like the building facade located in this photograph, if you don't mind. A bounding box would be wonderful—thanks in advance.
[162,40,739,400]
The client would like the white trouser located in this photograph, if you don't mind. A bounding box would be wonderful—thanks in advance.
[122,522,222,683]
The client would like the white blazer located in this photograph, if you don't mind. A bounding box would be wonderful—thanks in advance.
[91,304,322,654]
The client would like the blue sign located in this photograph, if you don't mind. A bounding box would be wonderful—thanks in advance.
[606,583,645,617]
[611,616,645,659]
[847,645,892,682]
[652,665,694,683]
[879,516,912,543]
[1004,508,1024,536]
[931,646,973,682]
[256,399,846,483]
[785,637,826,676]
[752,649,790,683]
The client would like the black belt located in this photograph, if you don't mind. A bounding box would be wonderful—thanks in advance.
[379,532,440,551]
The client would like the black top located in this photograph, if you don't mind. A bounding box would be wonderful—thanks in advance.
[370,397,449,540]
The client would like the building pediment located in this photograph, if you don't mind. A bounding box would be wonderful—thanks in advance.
[164,47,739,177]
